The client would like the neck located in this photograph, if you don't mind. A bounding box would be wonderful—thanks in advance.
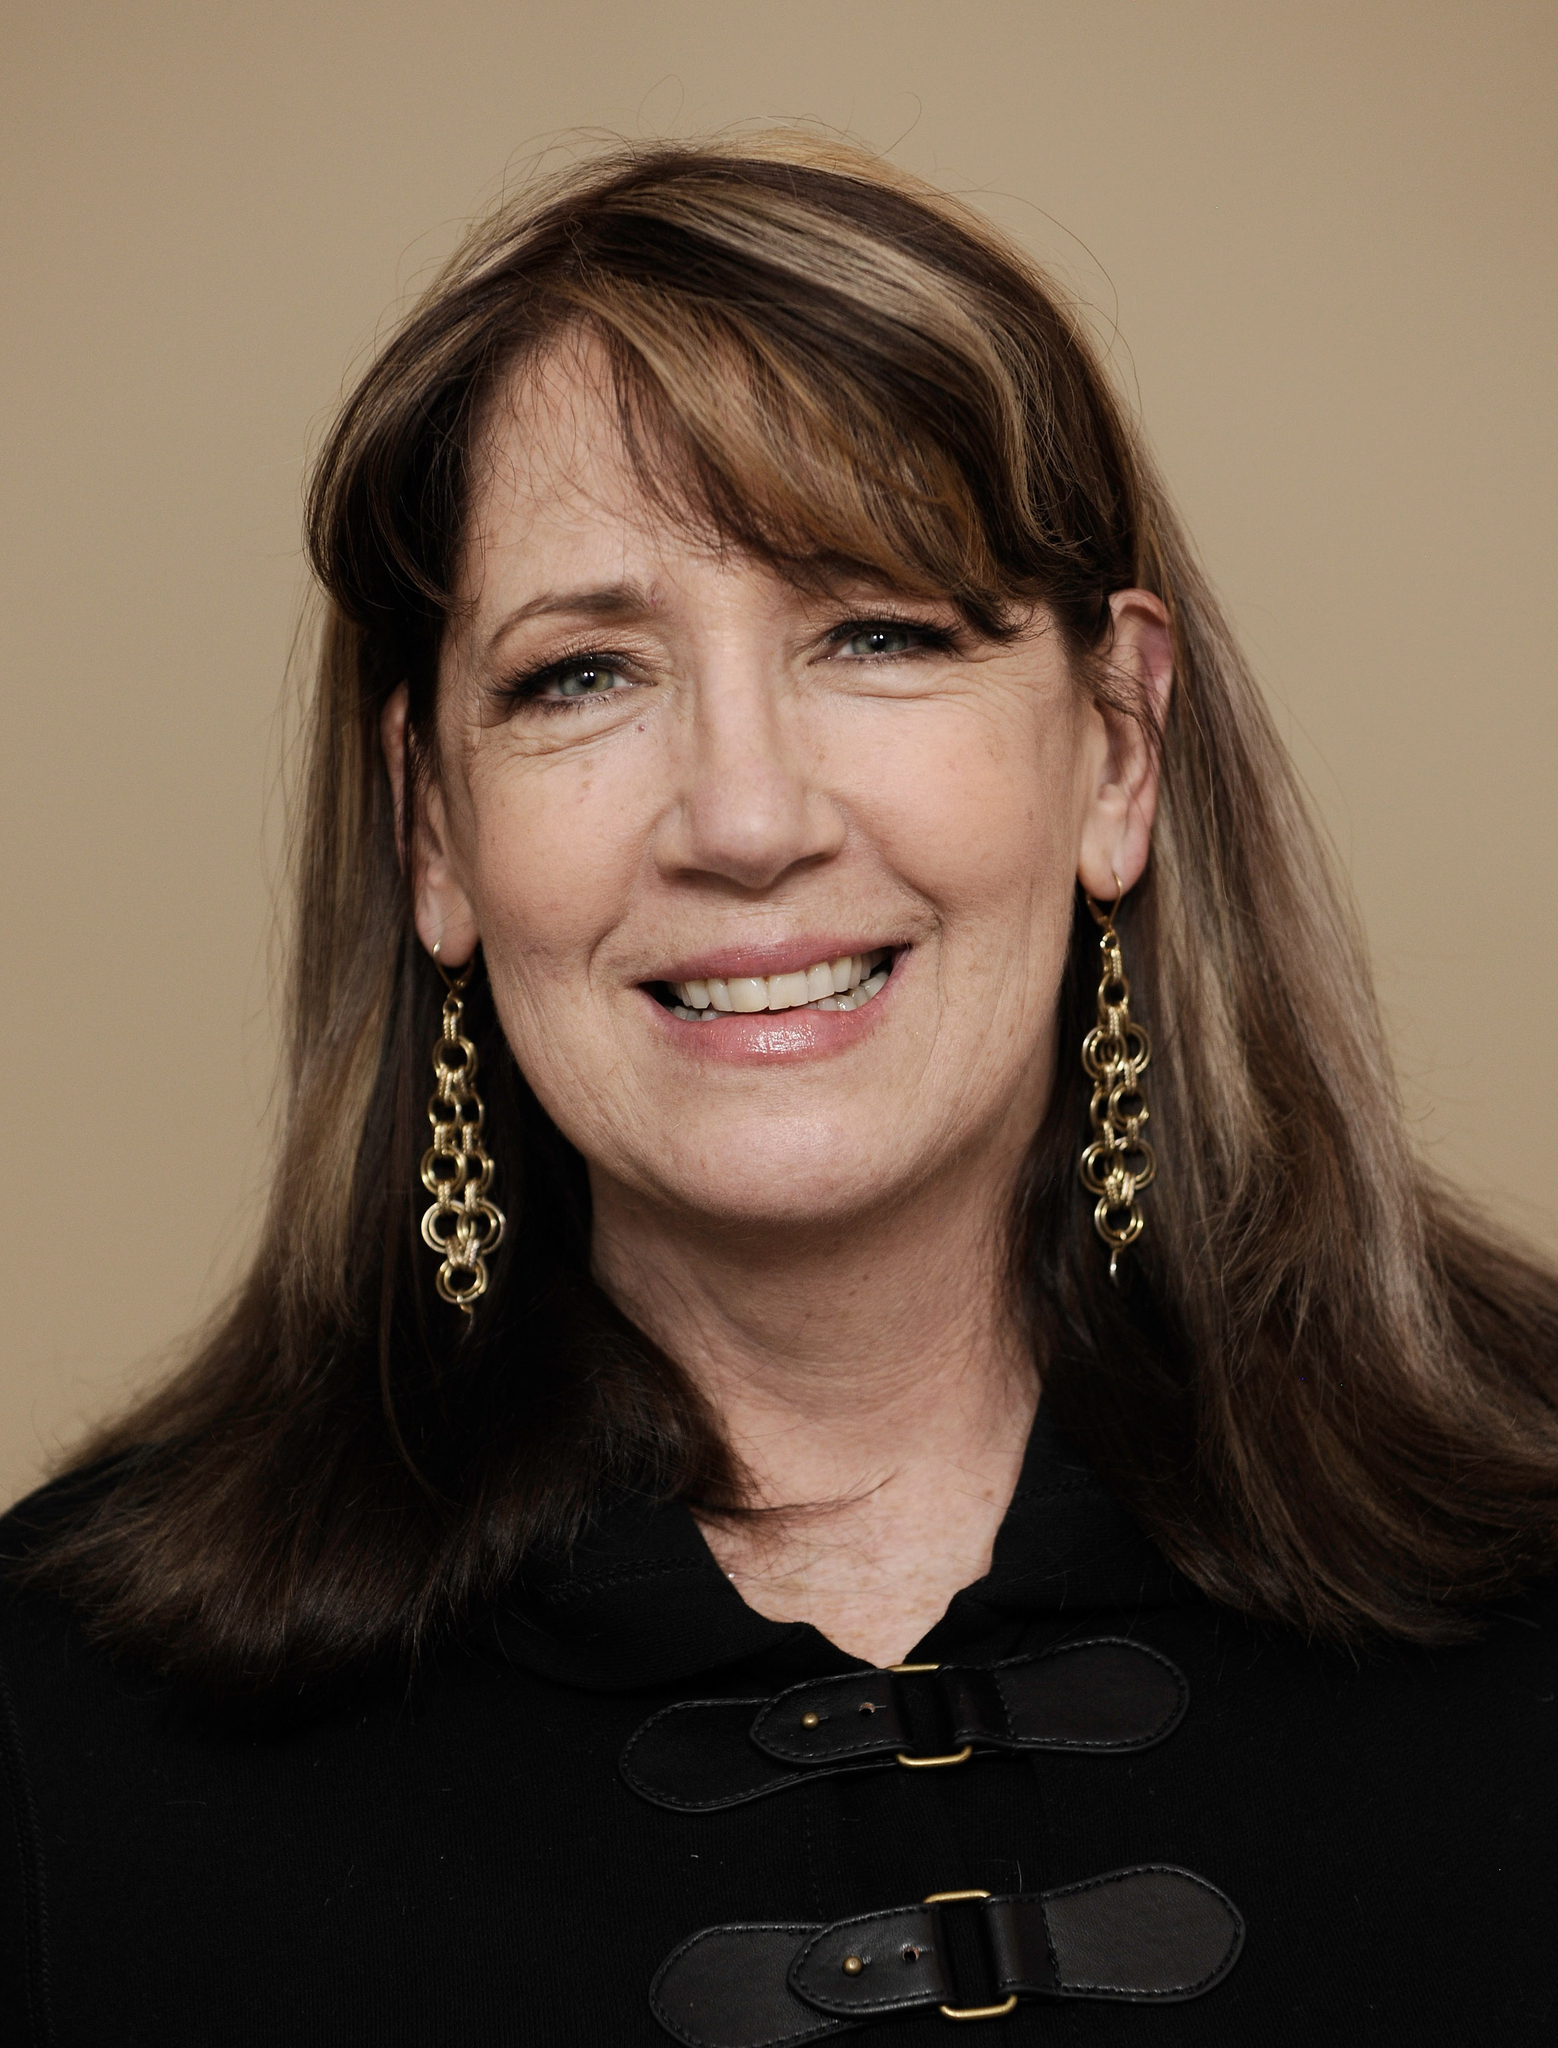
[589,1153,1039,1666]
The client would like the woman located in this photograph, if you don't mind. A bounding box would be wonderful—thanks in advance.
[3,135,1557,2045]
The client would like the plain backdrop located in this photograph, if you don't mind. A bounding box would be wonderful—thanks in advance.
[3,0,1555,1509]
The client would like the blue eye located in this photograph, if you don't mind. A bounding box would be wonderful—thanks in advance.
[840,624,916,658]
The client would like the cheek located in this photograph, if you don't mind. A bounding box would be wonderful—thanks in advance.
[459,755,641,995]
[865,699,1083,959]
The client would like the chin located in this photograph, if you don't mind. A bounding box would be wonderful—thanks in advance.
[647,1140,909,1233]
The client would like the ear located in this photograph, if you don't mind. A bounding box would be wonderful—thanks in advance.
[1076,590,1173,902]
[380,685,481,969]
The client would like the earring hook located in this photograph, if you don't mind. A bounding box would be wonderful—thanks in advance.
[1085,870,1126,932]
[431,940,473,994]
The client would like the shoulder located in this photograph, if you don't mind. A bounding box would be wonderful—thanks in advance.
[0,1467,156,2046]
[0,1462,131,1686]
[0,1464,170,1791]
[0,1458,126,1563]
[0,1464,114,1674]
[0,1463,198,1918]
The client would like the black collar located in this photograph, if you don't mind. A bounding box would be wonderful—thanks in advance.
[486,1407,1192,1692]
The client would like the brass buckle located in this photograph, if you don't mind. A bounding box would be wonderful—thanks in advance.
[888,1663,973,1770]
[920,1892,1018,2021]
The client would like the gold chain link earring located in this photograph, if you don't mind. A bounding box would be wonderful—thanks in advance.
[419,946,505,1313]
[1078,878,1155,1282]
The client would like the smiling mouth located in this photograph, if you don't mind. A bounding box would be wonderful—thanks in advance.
[655,948,896,1021]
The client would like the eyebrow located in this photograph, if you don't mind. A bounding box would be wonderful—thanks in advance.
[483,582,655,657]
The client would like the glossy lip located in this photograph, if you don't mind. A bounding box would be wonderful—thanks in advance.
[643,948,904,1063]
[645,936,904,988]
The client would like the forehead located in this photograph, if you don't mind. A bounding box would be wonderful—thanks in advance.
[458,335,931,634]
[464,337,656,576]
[451,326,1024,646]
[451,339,867,667]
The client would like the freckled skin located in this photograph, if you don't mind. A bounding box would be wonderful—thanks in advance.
[385,340,1172,1664]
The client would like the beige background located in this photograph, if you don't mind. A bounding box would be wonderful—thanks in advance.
[2,1,1554,1510]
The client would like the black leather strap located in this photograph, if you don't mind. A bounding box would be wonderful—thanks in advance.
[650,1866,1243,2047]
[622,1637,1187,1811]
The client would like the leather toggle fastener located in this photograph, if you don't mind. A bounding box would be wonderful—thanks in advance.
[883,1665,973,1767]
[649,1864,1245,2047]
[621,1636,1188,1812]
[919,1891,1017,2018]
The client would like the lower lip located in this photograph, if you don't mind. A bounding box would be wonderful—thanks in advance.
[644,966,899,1064]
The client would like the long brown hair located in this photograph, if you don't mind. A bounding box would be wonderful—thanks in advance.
[23,135,1558,1695]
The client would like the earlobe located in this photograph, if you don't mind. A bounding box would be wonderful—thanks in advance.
[378,684,481,969]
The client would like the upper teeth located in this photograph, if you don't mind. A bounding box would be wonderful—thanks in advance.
[670,950,891,1019]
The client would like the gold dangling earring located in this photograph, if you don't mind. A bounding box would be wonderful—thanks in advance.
[419,945,505,1313]
[1078,876,1155,1283]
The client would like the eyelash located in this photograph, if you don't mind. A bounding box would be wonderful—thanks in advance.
[494,645,643,713]
[495,615,961,714]
[827,616,961,660]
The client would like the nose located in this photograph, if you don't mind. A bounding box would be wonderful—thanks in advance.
[652,660,847,891]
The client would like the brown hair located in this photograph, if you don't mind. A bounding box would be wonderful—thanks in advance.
[23,135,1558,1695]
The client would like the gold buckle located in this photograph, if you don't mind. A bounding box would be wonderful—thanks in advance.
[888,1664,973,1769]
[920,1892,1018,2021]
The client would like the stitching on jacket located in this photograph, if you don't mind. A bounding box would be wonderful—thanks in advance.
[1040,1887,1062,1990]
[646,1637,1191,1786]
[667,1875,1244,2038]
[1005,1477,1101,1502]
[1042,1865,1243,1997]
[757,1681,903,1760]
[992,1638,1188,1750]
[536,1557,706,1601]
[620,1699,806,1809]
[792,1905,944,2015]
[983,1661,1015,1742]
[650,1922,838,2048]
[0,1642,52,2047]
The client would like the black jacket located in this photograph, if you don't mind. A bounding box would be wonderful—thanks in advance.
[2,1411,1555,2045]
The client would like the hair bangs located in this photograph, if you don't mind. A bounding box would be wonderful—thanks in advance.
[519,295,1019,634]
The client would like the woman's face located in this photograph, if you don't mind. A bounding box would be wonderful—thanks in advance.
[401,344,1169,1237]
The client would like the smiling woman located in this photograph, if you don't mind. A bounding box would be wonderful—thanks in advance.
[4,136,1558,2047]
